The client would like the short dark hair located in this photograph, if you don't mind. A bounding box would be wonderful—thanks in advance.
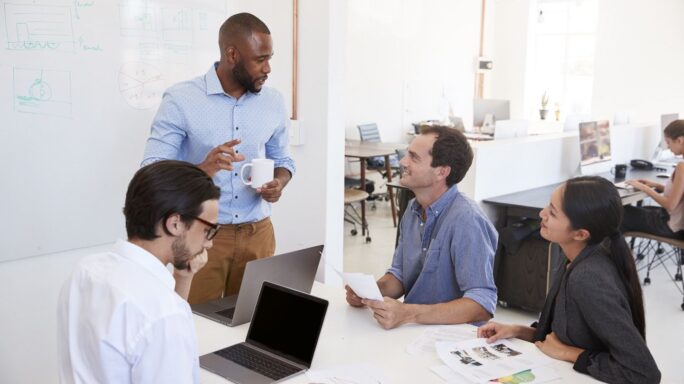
[219,12,270,50]
[124,160,220,240]
[420,125,473,186]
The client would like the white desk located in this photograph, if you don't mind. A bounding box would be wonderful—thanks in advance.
[196,282,598,383]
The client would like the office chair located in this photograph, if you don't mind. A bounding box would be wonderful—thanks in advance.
[357,123,400,172]
[344,188,371,243]
[625,231,684,310]
[357,123,400,207]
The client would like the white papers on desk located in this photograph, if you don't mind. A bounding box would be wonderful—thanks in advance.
[307,363,389,384]
[406,325,476,356]
[436,338,558,383]
[333,268,383,301]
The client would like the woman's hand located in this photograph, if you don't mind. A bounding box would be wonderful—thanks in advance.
[535,332,584,363]
[626,179,650,192]
[477,322,519,343]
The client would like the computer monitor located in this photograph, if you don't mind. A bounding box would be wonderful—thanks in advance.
[579,120,612,175]
[473,99,510,131]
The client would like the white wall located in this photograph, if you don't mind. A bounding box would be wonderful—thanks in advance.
[487,0,534,118]
[344,0,481,142]
[591,0,684,122]
[489,0,684,123]
[0,1,345,382]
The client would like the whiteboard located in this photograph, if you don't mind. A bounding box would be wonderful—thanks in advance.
[0,0,292,262]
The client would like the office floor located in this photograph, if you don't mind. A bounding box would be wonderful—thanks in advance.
[343,197,684,383]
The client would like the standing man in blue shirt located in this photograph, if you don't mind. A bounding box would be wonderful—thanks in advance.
[346,126,498,329]
[142,13,295,304]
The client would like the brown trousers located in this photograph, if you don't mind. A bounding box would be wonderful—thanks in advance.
[188,217,276,304]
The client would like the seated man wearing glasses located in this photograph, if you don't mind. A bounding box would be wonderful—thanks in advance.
[57,160,220,384]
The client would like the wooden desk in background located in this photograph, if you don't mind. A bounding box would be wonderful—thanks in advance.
[344,140,403,231]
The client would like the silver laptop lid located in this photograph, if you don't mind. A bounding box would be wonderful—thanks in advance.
[230,245,324,326]
[245,281,328,368]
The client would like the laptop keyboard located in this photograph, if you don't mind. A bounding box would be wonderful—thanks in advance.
[216,307,235,319]
[215,344,301,380]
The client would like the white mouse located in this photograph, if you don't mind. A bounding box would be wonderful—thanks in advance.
[656,173,671,178]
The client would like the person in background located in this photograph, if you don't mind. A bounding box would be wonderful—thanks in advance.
[478,176,660,384]
[346,126,498,329]
[58,160,220,383]
[142,12,295,304]
[622,120,684,239]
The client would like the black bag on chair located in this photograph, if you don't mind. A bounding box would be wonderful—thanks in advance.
[495,219,564,312]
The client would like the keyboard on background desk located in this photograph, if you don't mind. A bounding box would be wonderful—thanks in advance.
[614,181,634,190]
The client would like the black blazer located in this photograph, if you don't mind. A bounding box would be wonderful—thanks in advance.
[533,240,660,384]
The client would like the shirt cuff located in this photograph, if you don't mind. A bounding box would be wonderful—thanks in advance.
[274,160,296,175]
[386,268,403,284]
[573,350,595,374]
[463,288,497,316]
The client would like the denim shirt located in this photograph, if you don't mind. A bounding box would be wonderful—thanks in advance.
[142,63,295,224]
[387,185,498,315]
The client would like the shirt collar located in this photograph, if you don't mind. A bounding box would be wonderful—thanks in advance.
[205,62,225,95]
[410,184,460,218]
[114,239,175,291]
[205,62,262,100]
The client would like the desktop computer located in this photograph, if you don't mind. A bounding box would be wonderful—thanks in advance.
[473,99,510,133]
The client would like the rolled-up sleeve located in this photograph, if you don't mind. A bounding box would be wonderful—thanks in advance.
[451,214,498,316]
[265,94,295,175]
[141,92,187,167]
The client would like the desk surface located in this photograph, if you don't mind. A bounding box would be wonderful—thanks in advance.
[483,169,664,211]
[196,282,597,383]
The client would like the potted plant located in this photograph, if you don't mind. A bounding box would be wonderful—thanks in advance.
[539,91,549,120]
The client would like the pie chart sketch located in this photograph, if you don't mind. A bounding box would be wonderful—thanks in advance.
[118,62,165,109]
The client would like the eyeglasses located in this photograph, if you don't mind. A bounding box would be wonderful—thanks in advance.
[189,216,221,240]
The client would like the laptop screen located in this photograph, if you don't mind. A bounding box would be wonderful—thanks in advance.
[246,281,328,367]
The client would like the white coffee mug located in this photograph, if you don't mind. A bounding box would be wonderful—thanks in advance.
[240,158,274,188]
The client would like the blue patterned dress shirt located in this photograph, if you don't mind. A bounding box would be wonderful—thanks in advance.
[387,185,498,316]
[142,63,295,224]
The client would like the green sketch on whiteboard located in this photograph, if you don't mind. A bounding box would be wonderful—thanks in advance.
[78,36,103,52]
[14,68,73,118]
[4,4,75,52]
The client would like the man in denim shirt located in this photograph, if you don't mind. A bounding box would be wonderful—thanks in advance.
[346,126,498,329]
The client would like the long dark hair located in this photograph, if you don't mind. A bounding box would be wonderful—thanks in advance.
[562,176,646,339]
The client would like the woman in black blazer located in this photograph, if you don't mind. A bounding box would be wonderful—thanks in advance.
[478,176,660,383]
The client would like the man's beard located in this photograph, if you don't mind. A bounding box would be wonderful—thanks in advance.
[171,236,198,270]
[232,60,263,94]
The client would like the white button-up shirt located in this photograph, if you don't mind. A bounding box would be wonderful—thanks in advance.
[58,240,199,384]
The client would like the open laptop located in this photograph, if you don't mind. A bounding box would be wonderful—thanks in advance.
[200,281,328,384]
[191,245,323,327]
